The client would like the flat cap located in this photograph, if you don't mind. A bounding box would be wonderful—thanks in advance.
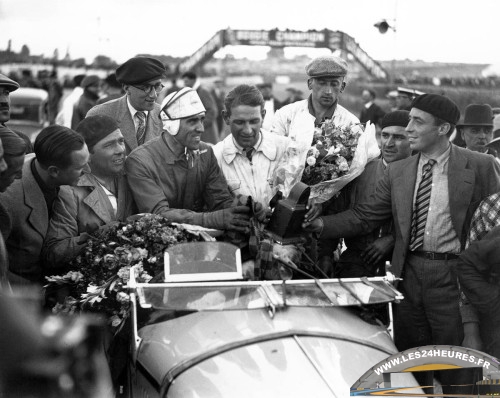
[411,94,460,125]
[397,87,425,97]
[81,75,100,89]
[0,74,20,92]
[306,55,348,78]
[380,110,410,130]
[116,57,166,85]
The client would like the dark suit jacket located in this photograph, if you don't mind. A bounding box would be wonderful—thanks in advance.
[359,102,386,125]
[320,145,500,281]
[0,155,48,284]
[86,95,162,154]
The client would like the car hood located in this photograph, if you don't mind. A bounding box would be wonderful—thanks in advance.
[136,307,396,392]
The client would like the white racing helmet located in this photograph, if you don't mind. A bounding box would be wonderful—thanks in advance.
[160,87,206,135]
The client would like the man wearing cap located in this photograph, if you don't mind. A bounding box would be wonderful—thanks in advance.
[256,83,282,132]
[96,73,125,105]
[457,104,496,156]
[42,115,135,269]
[0,125,89,287]
[87,57,166,154]
[71,75,101,129]
[331,110,412,279]
[0,74,20,126]
[271,55,359,145]
[304,93,500,393]
[125,87,251,233]
[395,87,424,111]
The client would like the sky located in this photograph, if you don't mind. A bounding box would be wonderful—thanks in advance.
[1,0,499,66]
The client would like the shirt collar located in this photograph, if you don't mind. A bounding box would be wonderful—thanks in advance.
[420,143,451,166]
[126,97,149,119]
[307,95,337,126]
[364,101,373,109]
[222,131,277,164]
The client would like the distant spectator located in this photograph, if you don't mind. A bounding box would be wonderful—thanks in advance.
[46,71,63,125]
[0,74,20,125]
[386,90,398,112]
[395,87,424,111]
[71,75,101,129]
[359,88,385,128]
[18,70,41,89]
[182,71,219,144]
[456,104,496,156]
[282,87,301,106]
[257,83,282,131]
[96,73,124,105]
[55,74,86,127]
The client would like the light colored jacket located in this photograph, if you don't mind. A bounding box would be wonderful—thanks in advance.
[270,98,360,145]
[212,131,291,206]
[42,172,136,269]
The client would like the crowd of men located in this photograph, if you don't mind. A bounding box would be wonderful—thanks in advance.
[1,54,500,393]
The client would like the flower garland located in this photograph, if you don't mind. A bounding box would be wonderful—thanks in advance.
[45,214,199,330]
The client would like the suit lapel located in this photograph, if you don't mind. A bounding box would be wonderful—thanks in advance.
[393,155,419,245]
[448,146,474,238]
[23,160,48,238]
[82,185,114,224]
[144,105,161,142]
[117,97,138,152]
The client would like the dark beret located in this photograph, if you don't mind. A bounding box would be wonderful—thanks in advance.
[380,110,410,130]
[411,94,460,125]
[117,57,166,85]
[75,115,119,150]
[306,55,348,78]
[0,73,20,92]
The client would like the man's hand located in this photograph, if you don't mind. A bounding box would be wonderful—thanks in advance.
[253,201,272,224]
[360,235,395,266]
[302,217,323,234]
[462,322,483,351]
[303,199,322,225]
[206,206,251,233]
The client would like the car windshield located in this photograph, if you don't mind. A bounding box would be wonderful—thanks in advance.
[132,241,402,312]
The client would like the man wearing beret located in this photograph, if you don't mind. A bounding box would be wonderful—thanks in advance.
[43,115,136,269]
[0,74,20,126]
[304,93,500,394]
[332,110,412,280]
[271,55,359,145]
[87,56,166,154]
[125,87,251,233]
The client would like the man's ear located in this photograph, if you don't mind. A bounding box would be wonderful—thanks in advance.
[261,108,266,120]
[307,78,313,90]
[438,122,451,136]
[222,109,230,125]
[340,81,346,93]
[47,165,59,179]
[123,84,130,95]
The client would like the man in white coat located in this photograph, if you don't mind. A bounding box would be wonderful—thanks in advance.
[212,84,290,208]
[271,55,359,145]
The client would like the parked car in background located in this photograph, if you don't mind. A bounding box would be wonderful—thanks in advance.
[7,87,48,141]
[123,241,421,397]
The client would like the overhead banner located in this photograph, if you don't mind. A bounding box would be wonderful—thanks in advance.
[224,29,342,49]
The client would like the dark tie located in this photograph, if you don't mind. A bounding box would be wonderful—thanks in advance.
[409,159,437,251]
[136,111,146,145]
[244,148,254,162]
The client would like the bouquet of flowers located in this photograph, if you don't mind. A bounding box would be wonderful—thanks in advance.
[45,214,199,331]
[272,120,380,203]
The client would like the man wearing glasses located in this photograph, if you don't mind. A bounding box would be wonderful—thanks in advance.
[87,57,166,154]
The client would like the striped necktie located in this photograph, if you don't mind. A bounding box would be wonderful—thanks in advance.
[136,111,146,145]
[409,159,437,251]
